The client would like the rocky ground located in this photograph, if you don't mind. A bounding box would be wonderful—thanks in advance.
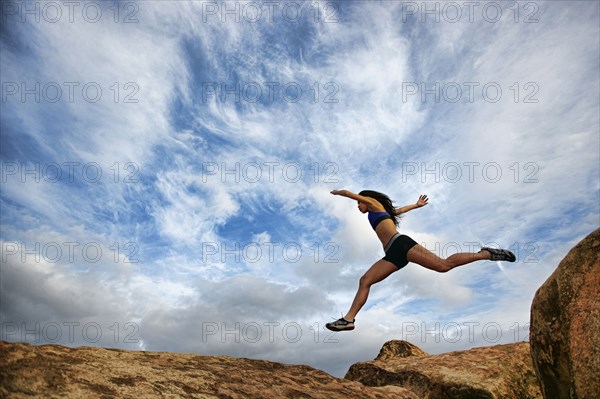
[0,341,417,399]
[1,339,538,399]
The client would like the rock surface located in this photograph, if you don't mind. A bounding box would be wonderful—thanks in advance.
[0,341,418,399]
[529,228,600,399]
[346,341,542,399]
[374,340,427,361]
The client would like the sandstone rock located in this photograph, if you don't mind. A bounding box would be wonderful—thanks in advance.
[529,227,600,399]
[346,341,541,399]
[375,340,428,361]
[0,341,418,399]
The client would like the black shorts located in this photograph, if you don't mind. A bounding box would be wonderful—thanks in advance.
[382,233,418,269]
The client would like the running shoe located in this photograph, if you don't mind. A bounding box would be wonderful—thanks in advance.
[326,317,355,332]
[480,247,516,262]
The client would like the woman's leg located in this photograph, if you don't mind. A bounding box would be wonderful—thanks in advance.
[406,244,490,273]
[344,259,398,321]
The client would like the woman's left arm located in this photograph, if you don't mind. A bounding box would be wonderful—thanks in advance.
[394,195,428,215]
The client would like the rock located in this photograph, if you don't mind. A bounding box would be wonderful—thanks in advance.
[0,341,418,399]
[375,340,428,361]
[529,228,600,399]
[346,341,542,399]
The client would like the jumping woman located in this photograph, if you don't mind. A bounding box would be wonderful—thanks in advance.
[325,189,516,332]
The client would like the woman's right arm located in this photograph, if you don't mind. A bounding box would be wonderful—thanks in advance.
[330,189,351,197]
[330,189,360,199]
[330,190,380,208]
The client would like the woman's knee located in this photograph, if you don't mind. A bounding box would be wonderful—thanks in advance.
[436,259,452,273]
[359,274,373,287]
[437,265,451,273]
[419,258,452,273]
[409,247,452,273]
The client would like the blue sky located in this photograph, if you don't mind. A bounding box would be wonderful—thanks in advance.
[1,1,599,377]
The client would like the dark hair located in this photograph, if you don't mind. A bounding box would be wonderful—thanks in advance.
[358,190,400,226]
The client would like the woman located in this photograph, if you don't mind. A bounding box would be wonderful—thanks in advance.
[325,189,516,332]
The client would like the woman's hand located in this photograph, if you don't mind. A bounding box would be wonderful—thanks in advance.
[330,189,345,196]
[416,194,429,207]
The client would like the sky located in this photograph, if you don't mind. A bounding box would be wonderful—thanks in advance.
[1,0,599,378]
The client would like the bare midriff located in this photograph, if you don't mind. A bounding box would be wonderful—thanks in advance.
[374,218,400,248]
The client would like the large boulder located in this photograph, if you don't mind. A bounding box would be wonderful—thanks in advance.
[529,228,600,398]
[346,340,541,398]
[0,341,418,399]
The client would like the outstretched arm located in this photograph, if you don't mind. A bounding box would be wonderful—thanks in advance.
[330,189,369,202]
[394,194,428,215]
[330,189,383,210]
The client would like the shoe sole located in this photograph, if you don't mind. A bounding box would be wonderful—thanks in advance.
[325,325,355,332]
